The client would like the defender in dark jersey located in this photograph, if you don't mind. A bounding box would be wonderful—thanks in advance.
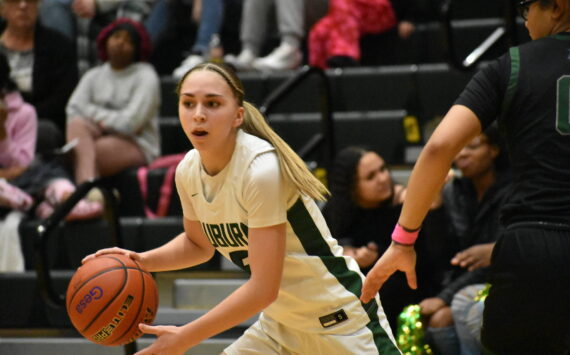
[361,0,570,353]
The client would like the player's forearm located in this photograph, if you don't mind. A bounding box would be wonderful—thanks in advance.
[399,144,455,229]
[400,105,481,230]
[139,233,214,272]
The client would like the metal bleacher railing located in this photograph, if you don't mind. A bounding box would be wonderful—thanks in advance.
[34,178,137,355]
[442,0,520,71]
[259,65,336,172]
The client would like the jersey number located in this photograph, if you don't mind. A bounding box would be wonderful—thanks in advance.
[229,251,250,273]
[556,76,570,135]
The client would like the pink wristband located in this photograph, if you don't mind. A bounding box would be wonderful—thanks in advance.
[391,224,420,245]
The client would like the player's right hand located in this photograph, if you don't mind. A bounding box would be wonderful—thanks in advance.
[360,242,417,303]
[82,247,141,265]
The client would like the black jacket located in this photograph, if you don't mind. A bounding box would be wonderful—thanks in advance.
[0,22,79,131]
[437,172,512,304]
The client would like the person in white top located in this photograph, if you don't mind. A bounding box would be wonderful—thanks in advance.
[83,62,400,355]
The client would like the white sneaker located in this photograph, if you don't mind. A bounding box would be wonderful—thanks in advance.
[252,43,302,72]
[224,49,256,71]
[172,54,205,78]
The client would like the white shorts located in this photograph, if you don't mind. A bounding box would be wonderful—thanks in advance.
[224,312,400,355]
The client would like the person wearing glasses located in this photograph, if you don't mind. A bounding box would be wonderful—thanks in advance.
[360,0,570,353]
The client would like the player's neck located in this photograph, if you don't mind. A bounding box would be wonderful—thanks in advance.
[199,140,237,176]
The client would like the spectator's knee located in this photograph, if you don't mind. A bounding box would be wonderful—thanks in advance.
[428,306,454,328]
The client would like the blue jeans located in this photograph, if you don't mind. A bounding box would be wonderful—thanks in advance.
[451,284,485,355]
[192,0,224,54]
[145,0,171,46]
[39,0,75,40]
[426,325,461,355]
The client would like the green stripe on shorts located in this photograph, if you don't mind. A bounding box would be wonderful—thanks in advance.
[287,198,400,354]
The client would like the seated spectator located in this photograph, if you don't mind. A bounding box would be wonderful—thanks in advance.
[323,146,446,332]
[0,51,100,271]
[0,0,79,152]
[308,0,397,69]
[66,19,161,195]
[39,0,174,77]
[225,0,327,72]
[39,0,168,51]
[418,124,510,354]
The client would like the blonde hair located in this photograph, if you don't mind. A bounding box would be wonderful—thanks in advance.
[176,63,329,201]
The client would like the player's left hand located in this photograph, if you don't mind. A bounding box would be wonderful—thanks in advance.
[134,324,189,355]
[360,242,417,303]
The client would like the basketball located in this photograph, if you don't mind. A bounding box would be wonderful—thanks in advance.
[65,253,159,346]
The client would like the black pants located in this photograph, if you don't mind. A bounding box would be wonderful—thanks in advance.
[482,222,570,354]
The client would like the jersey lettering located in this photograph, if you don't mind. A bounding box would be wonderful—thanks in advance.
[201,222,249,248]
[556,75,570,135]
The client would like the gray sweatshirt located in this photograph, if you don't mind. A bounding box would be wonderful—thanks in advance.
[66,62,161,163]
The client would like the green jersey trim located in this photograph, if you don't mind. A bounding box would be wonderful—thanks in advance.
[501,47,520,118]
[552,33,570,41]
[287,198,400,354]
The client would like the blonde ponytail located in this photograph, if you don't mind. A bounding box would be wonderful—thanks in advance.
[241,102,329,201]
[176,62,329,201]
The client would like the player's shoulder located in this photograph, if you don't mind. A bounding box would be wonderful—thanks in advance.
[176,149,199,176]
[236,130,274,155]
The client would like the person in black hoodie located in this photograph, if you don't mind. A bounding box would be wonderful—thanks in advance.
[0,0,78,152]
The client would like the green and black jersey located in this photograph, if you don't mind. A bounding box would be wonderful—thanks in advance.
[455,32,570,225]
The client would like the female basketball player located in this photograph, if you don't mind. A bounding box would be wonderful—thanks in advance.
[361,0,570,353]
[83,62,400,355]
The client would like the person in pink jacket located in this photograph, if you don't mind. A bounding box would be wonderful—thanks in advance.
[308,0,397,69]
[0,52,101,220]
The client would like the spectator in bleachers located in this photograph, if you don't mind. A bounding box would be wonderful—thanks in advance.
[308,0,397,69]
[0,50,102,219]
[308,0,424,69]
[171,0,228,78]
[323,146,447,332]
[416,124,510,354]
[66,18,160,197]
[0,51,101,271]
[39,0,172,76]
[0,0,79,152]
[39,0,169,50]
[224,0,327,72]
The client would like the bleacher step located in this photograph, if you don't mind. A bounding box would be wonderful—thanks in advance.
[0,337,233,355]
[173,279,246,309]
[155,306,257,327]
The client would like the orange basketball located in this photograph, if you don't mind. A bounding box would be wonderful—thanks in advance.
[66,253,159,346]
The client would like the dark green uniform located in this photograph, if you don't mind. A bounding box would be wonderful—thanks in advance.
[455,33,570,354]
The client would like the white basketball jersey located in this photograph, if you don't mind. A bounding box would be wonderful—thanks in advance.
[175,130,381,334]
